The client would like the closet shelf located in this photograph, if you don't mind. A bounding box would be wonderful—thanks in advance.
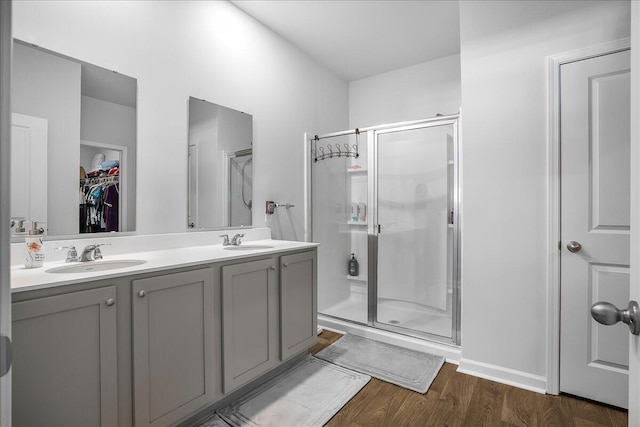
[346,275,367,282]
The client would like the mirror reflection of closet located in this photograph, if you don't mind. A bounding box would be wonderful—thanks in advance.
[187,97,253,229]
[11,40,137,237]
[79,141,125,233]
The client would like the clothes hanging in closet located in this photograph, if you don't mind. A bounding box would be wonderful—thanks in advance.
[80,178,119,233]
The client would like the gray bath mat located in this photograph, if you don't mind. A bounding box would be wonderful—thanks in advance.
[314,333,444,393]
[217,355,370,427]
[196,413,231,427]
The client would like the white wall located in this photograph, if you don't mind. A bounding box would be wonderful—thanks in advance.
[459,0,630,387]
[349,54,461,128]
[12,43,81,236]
[13,0,348,239]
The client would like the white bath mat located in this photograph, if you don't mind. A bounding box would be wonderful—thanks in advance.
[314,333,444,393]
[217,355,370,427]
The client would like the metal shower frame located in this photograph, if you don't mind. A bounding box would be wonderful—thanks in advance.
[304,112,462,346]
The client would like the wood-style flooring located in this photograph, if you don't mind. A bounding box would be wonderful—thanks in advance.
[310,331,628,427]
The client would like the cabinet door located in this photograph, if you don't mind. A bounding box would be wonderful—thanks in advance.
[221,258,278,393]
[12,286,118,427]
[132,268,216,427]
[280,250,318,360]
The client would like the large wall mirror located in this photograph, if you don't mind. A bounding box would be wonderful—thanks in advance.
[188,97,253,229]
[10,40,137,239]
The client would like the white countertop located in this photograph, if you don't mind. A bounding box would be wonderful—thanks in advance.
[11,239,318,293]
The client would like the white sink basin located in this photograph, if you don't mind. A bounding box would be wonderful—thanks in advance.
[46,260,147,274]
[223,244,275,251]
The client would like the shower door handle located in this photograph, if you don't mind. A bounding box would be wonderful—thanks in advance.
[377,224,381,233]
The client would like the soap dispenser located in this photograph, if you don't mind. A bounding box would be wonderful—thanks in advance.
[348,253,359,276]
[25,221,45,268]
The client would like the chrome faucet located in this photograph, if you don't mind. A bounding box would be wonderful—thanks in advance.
[220,234,245,246]
[79,244,110,262]
[231,234,245,246]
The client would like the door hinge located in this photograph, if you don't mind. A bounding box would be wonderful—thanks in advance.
[0,334,11,377]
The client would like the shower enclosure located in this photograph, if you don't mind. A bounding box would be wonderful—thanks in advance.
[305,114,460,345]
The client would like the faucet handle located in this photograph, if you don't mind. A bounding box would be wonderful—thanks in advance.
[93,243,110,260]
[219,234,230,245]
[55,245,79,263]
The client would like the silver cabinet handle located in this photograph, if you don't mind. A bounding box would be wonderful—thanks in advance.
[566,241,582,253]
[138,290,146,298]
[282,263,289,268]
[591,301,640,335]
[106,298,115,307]
[269,266,276,270]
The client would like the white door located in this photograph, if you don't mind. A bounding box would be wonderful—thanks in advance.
[11,113,47,226]
[560,50,630,408]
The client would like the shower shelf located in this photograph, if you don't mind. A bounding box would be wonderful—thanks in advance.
[347,221,367,226]
[346,275,367,282]
[448,160,454,165]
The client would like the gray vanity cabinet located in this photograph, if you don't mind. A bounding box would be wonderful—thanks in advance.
[132,268,217,427]
[221,257,279,393]
[12,286,118,427]
[280,250,317,360]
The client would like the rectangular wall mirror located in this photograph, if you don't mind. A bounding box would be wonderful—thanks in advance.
[187,97,253,230]
[11,40,137,238]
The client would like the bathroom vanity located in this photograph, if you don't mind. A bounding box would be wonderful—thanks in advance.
[10,236,317,427]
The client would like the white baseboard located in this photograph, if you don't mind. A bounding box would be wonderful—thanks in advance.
[457,358,547,394]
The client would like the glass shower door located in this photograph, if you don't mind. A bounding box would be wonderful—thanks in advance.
[372,121,458,342]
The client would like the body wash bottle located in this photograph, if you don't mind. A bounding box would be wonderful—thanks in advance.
[348,253,359,276]
[25,221,45,268]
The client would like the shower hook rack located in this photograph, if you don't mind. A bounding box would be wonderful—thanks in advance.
[311,129,360,162]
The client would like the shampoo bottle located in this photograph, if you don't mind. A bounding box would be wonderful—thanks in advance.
[25,221,45,269]
[348,253,359,276]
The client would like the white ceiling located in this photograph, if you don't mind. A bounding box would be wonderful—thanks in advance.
[231,0,460,82]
